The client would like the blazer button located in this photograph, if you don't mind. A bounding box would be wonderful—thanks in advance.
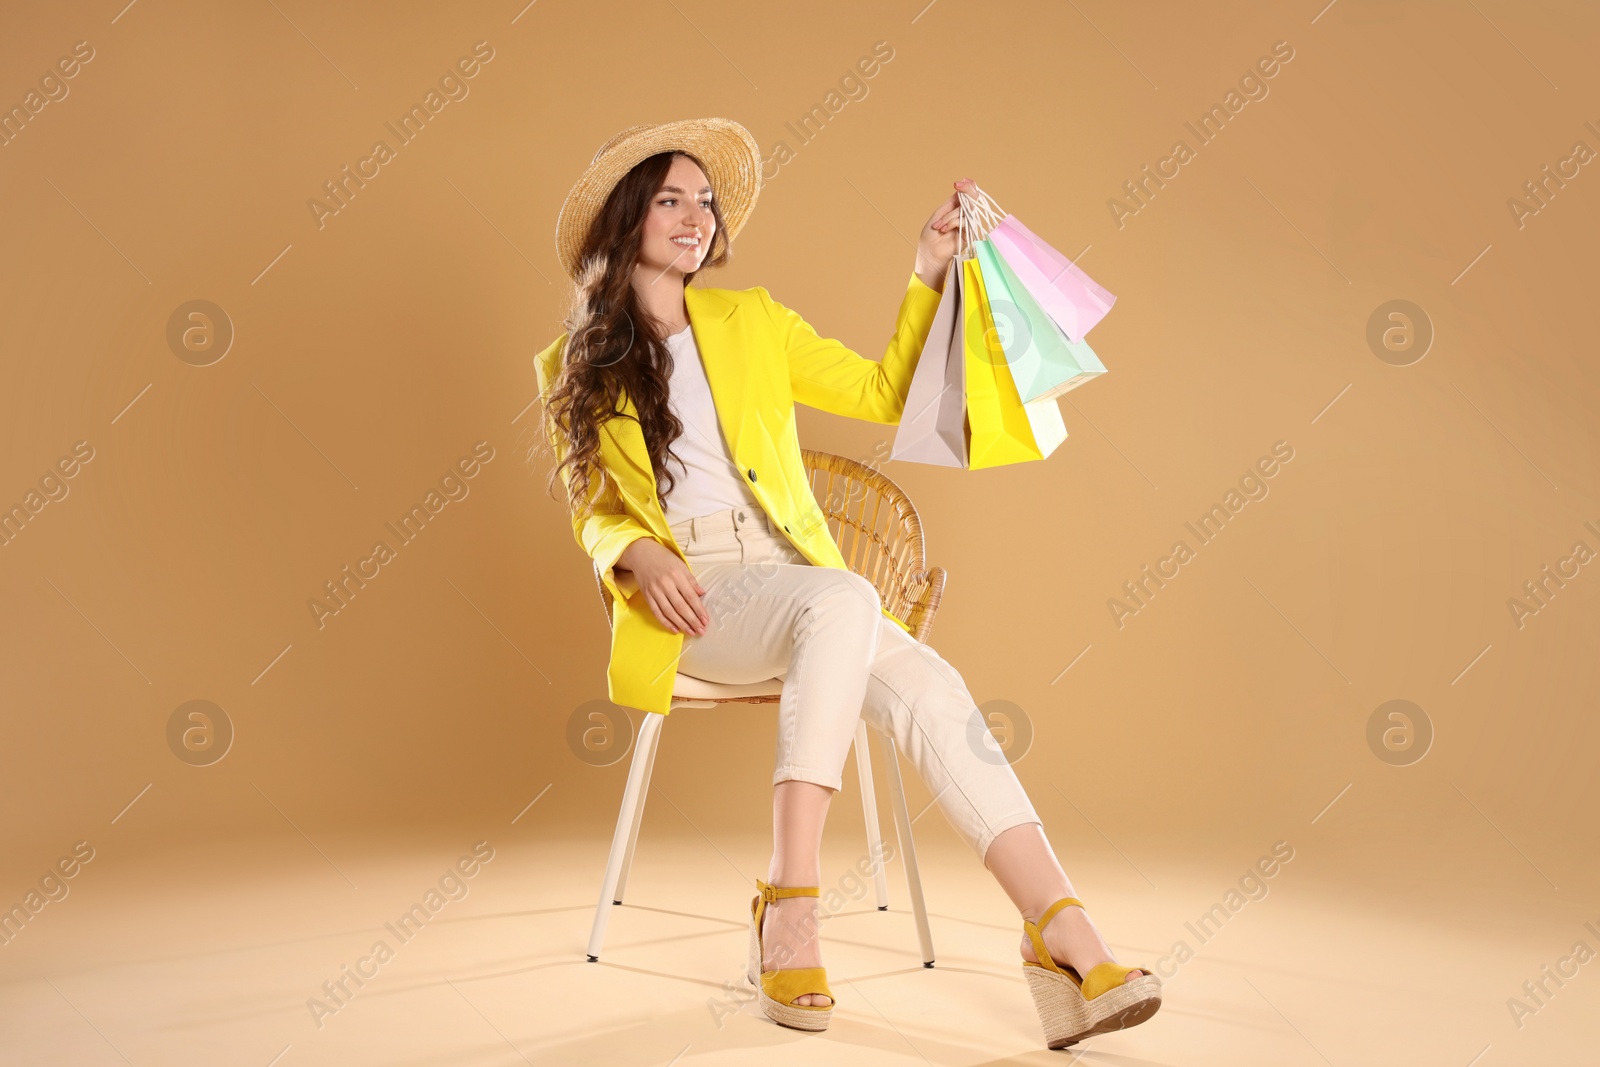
[747,468,757,481]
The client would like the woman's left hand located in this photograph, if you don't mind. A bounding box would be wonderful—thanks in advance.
[914,177,978,292]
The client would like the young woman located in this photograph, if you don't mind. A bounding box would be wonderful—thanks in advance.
[535,117,1160,1048]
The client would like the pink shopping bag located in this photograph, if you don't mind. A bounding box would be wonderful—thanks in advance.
[988,215,1115,344]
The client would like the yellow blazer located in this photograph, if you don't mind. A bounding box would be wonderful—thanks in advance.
[534,270,944,715]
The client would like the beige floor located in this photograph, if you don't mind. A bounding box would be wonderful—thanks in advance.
[5,819,1597,1066]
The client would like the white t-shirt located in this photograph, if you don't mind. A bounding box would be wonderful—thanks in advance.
[661,323,762,526]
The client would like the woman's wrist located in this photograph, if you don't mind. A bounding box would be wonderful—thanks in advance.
[616,534,656,572]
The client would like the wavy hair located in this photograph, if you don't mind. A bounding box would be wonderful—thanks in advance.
[537,150,733,521]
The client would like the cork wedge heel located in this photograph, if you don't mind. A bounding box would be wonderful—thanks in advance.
[1022,896,1162,1048]
[746,878,834,1031]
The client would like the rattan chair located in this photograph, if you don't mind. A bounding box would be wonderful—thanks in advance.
[584,449,949,966]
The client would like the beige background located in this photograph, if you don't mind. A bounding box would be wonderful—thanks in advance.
[2,0,1597,1063]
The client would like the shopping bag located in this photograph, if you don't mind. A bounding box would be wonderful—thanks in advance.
[974,238,1107,403]
[962,256,1067,470]
[988,214,1115,344]
[891,259,968,467]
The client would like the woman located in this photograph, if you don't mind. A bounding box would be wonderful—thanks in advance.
[534,117,1160,1048]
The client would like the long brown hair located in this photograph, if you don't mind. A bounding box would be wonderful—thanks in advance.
[538,150,733,520]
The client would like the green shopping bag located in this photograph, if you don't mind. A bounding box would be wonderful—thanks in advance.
[962,256,1067,469]
[974,238,1107,403]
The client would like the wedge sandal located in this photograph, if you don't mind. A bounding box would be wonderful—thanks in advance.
[1022,895,1161,1048]
[746,878,834,1031]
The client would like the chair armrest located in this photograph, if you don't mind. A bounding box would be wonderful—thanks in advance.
[903,564,947,645]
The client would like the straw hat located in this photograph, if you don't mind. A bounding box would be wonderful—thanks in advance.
[554,117,762,282]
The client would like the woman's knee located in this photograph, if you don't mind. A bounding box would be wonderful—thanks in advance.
[806,570,883,632]
[842,571,882,611]
[838,572,884,630]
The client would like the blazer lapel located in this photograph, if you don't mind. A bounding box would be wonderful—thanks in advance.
[603,286,746,538]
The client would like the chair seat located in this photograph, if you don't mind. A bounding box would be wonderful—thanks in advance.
[670,673,784,701]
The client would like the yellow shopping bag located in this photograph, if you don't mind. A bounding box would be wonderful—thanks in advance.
[961,256,1067,469]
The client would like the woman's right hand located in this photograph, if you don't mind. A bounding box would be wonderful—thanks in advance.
[616,537,709,636]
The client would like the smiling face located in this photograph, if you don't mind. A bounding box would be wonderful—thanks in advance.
[633,153,716,282]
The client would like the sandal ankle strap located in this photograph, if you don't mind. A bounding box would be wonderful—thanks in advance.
[756,877,820,902]
[1022,896,1085,977]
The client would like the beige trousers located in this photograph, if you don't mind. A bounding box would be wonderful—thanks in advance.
[669,504,1041,861]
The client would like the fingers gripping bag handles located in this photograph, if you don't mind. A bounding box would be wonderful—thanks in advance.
[890,256,969,467]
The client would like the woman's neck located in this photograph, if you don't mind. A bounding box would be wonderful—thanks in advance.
[631,268,689,338]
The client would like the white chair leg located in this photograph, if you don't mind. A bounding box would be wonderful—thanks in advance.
[586,710,664,961]
[613,713,663,904]
[883,736,935,967]
[853,721,891,911]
